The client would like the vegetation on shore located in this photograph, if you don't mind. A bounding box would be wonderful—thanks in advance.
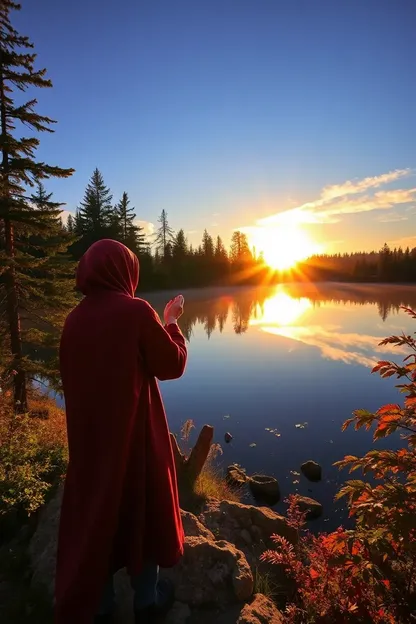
[261,309,416,623]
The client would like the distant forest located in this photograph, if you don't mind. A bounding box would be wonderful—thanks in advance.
[62,168,416,290]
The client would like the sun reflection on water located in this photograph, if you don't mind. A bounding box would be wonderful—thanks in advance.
[250,288,312,328]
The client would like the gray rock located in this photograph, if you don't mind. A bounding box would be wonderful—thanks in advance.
[301,460,322,482]
[293,495,323,520]
[249,475,280,505]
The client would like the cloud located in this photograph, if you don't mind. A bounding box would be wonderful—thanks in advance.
[320,169,411,201]
[257,169,415,228]
[262,324,407,368]
[378,212,408,223]
[135,220,155,236]
[60,210,72,224]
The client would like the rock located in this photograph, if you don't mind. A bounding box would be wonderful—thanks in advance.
[162,536,253,605]
[226,465,248,488]
[224,432,233,444]
[250,526,262,544]
[237,594,284,623]
[240,529,253,546]
[181,510,215,541]
[165,602,192,624]
[301,460,322,482]
[202,500,297,548]
[293,495,323,520]
[249,475,280,505]
[29,484,63,597]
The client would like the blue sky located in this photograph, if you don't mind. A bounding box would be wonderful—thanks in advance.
[15,0,416,254]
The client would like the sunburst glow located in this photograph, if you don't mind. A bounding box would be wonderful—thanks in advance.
[250,225,322,270]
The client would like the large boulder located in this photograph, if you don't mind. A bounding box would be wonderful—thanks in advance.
[202,500,297,549]
[29,487,253,620]
[237,594,284,623]
[162,536,253,605]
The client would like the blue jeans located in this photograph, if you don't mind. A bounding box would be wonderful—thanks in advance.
[97,563,159,615]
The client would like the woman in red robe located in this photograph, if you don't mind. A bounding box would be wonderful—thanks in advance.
[55,239,187,624]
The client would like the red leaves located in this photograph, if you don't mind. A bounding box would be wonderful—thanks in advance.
[372,360,391,374]
[310,568,319,579]
[381,579,391,590]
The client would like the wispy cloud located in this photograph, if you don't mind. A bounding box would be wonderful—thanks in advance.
[257,169,414,227]
[320,169,411,201]
[262,325,407,368]
[378,212,408,223]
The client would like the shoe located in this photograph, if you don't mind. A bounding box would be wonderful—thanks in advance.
[94,614,114,624]
[135,578,175,623]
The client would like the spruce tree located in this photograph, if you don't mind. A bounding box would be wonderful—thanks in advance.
[66,213,74,234]
[154,209,174,259]
[76,168,113,253]
[115,191,146,253]
[0,2,74,410]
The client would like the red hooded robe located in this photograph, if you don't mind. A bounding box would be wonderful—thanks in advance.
[55,240,186,623]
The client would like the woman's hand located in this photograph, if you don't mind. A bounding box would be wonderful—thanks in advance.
[164,294,184,325]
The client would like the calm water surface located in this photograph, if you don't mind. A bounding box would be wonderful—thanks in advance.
[144,283,416,529]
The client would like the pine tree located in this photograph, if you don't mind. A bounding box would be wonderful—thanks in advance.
[230,231,252,264]
[0,2,74,410]
[76,168,113,253]
[202,229,214,257]
[66,213,74,234]
[172,229,188,260]
[214,235,227,261]
[115,191,146,253]
[154,209,174,259]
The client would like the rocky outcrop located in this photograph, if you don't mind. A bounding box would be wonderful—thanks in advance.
[202,499,297,549]
[301,460,322,482]
[162,536,253,605]
[29,487,254,620]
[294,495,323,520]
[237,594,284,623]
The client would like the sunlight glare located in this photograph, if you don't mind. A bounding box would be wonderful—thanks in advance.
[250,225,322,270]
[250,290,312,327]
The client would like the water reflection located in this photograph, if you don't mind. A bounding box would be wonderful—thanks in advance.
[169,284,416,368]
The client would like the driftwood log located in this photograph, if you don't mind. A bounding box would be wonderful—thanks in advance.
[170,425,214,488]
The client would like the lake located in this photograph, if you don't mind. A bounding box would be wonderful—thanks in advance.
[44,283,416,530]
[145,283,416,530]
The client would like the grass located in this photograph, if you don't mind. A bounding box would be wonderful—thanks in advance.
[195,465,241,503]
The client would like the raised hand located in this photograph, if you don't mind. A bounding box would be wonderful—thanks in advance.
[164,294,184,325]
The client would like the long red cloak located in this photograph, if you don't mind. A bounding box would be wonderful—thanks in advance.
[55,240,187,623]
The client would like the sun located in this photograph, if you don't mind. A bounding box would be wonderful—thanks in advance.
[250,225,322,270]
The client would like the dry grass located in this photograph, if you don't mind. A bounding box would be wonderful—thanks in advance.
[195,465,240,503]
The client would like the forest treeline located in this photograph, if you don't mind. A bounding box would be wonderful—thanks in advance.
[62,167,416,290]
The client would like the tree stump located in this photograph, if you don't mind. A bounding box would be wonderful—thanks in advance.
[170,425,214,489]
